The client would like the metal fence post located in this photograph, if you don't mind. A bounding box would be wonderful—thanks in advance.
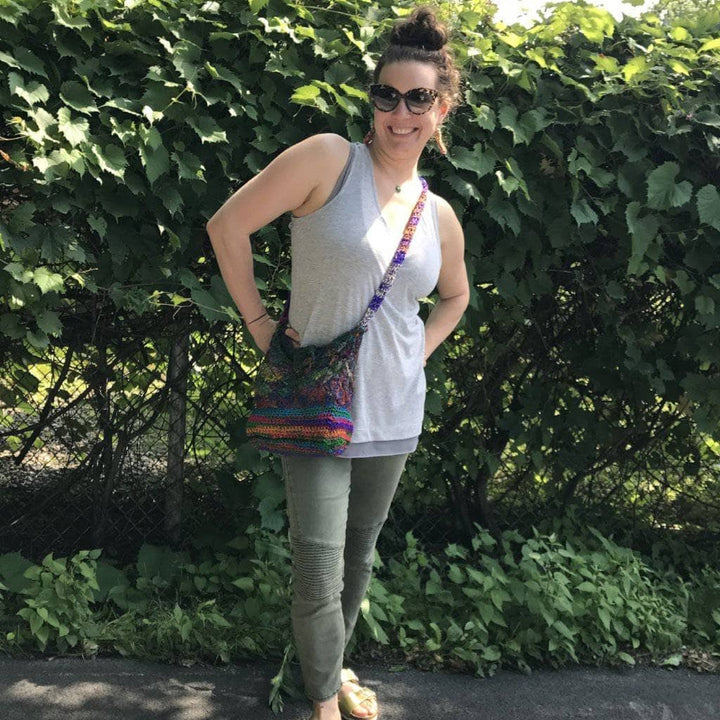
[165,328,190,545]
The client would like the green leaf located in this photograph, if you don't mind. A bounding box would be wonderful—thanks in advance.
[140,143,170,185]
[9,202,36,233]
[208,64,246,94]
[88,215,107,238]
[472,104,496,131]
[27,329,49,349]
[578,8,615,43]
[695,296,715,316]
[52,4,91,28]
[57,108,89,146]
[0,50,21,71]
[186,116,227,144]
[191,287,230,322]
[248,0,269,12]
[668,59,689,76]
[647,162,692,210]
[32,267,64,294]
[59,81,97,114]
[172,151,205,181]
[699,38,720,52]
[444,171,481,202]
[692,111,720,129]
[496,170,520,197]
[448,144,496,178]
[3,262,32,283]
[570,198,598,226]
[170,40,201,84]
[623,56,648,82]
[448,565,465,583]
[625,202,660,258]
[340,83,366,100]
[617,652,636,665]
[598,607,611,631]
[662,654,683,667]
[592,53,619,73]
[36,310,62,335]
[499,32,524,48]
[91,144,127,178]
[486,187,520,235]
[697,185,720,231]
[14,47,48,78]
[232,577,254,591]
[8,72,49,106]
[553,620,575,640]
[157,185,183,216]
[291,84,321,105]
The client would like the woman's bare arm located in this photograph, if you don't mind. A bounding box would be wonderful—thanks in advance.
[423,197,470,363]
[206,133,349,351]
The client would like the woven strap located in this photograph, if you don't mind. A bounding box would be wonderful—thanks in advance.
[358,177,428,332]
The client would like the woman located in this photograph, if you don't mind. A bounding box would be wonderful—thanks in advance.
[207,7,469,719]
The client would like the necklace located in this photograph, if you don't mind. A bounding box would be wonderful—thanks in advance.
[395,184,401,193]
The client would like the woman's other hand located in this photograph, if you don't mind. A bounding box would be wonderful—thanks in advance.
[284,326,301,348]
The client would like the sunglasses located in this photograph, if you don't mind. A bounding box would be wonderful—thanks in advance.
[369,84,439,115]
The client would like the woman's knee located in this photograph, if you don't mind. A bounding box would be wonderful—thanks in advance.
[291,536,345,602]
[344,522,383,570]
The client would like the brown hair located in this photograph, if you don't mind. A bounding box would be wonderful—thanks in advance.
[373,7,461,111]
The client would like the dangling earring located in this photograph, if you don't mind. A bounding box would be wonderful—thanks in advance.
[434,127,447,155]
[363,127,375,146]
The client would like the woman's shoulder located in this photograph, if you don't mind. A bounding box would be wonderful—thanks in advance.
[288,133,352,181]
[428,190,457,222]
[428,190,463,244]
[297,132,352,158]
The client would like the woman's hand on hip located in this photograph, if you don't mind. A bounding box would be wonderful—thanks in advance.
[249,317,301,354]
[249,316,277,354]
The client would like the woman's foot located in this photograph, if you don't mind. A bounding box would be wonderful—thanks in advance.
[338,669,378,720]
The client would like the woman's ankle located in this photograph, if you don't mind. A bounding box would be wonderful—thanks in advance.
[311,693,340,720]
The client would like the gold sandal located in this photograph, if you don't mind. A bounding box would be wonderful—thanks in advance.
[339,668,378,720]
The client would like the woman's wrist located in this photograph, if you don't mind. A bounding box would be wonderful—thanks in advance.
[248,313,274,335]
[247,314,276,352]
[243,309,269,326]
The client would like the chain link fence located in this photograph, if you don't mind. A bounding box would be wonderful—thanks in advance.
[2,320,719,566]
[0,320,251,564]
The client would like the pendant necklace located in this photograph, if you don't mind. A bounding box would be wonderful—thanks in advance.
[395,184,402,193]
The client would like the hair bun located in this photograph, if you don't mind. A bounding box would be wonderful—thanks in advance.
[389,7,448,51]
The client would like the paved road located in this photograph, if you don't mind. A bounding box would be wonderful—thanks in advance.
[0,656,718,719]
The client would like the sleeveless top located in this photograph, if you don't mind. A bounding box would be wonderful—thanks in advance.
[288,142,443,457]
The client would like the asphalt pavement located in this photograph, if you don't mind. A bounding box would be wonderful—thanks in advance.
[0,656,718,719]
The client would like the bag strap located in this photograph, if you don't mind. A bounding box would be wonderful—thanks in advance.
[358,177,428,332]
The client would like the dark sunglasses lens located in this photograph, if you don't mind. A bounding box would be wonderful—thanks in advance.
[406,89,436,113]
[371,86,398,111]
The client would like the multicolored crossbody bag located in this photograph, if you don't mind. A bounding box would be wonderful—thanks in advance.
[246,178,428,457]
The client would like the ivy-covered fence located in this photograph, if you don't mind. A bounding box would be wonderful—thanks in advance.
[1,0,720,562]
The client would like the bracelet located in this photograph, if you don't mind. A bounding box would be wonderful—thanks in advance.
[245,311,269,326]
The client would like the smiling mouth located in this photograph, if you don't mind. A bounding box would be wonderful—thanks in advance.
[389,127,417,136]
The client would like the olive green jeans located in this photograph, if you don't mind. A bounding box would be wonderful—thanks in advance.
[281,453,408,702]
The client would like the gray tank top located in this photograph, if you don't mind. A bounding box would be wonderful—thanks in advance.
[288,142,442,456]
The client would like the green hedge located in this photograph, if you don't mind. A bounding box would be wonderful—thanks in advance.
[0,526,717,693]
[2,0,720,534]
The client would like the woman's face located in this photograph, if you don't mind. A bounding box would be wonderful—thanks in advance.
[372,60,448,159]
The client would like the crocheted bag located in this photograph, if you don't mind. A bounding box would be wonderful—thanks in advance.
[246,178,428,456]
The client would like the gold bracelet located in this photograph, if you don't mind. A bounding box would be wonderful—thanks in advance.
[245,311,268,326]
